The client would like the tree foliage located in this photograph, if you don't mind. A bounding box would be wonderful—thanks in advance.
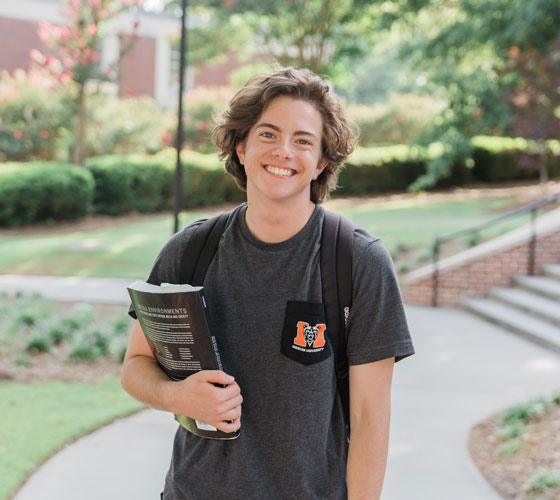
[31,0,144,165]
[384,0,560,188]
[165,0,384,76]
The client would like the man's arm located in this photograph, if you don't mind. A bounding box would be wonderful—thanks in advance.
[347,357,394,500]
[121,320,242,433]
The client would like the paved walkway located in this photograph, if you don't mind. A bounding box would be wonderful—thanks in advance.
[3,275,560,500]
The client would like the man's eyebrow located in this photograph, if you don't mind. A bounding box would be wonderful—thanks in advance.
[255,123,318,138]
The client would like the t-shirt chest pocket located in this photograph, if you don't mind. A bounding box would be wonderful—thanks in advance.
[280,301,332,365]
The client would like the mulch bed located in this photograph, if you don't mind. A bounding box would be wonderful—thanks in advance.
[0,350,123,383]
[469,404,560,500]
[0,300,126,383]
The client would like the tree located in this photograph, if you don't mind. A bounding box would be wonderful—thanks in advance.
[31,0,144,165]
[381,0,560,189]
[164,0,381,77]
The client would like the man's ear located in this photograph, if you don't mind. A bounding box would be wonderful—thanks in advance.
[236,142,245,165]
[313,159,328,180]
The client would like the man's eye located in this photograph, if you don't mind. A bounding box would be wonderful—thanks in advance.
[297,139,312,146]
[261,132,274,139]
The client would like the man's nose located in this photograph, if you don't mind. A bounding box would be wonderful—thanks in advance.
[272,140,293,159]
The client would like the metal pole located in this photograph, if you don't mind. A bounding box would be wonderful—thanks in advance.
[431,239,440,307]
[528,208,537,276]
[173,0,188,234]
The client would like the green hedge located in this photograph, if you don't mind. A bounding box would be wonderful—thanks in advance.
[2,137,560,227]
[337,137,560,195]
[85,149,243,216]
[470,136,560,182]
[0,162,94,227]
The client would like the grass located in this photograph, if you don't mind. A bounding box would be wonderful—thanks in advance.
[0,197,536,278]
[0,209,223,279]
[333,197,523,255]
[0,379,144,500]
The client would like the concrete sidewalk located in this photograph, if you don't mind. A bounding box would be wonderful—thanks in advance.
[0,274,134,304]
[4,275,560,500]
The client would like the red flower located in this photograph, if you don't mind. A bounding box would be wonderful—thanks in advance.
[13,130,23,139]
[508,45,520,59]
[40,130,50,139]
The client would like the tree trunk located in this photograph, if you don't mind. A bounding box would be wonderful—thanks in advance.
[539,149,548,185]
[72,84,87,166]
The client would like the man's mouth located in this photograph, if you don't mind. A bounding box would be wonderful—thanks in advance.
[264,165,296,177]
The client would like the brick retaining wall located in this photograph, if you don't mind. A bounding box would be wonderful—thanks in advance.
[402,230,560,307]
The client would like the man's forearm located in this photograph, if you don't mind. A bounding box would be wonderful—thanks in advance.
[121,355,175,412]
[346,411,391,500]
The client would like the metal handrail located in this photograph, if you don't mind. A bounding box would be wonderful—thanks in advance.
[431,192,560,307]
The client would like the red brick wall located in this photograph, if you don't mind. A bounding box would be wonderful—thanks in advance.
[119,34,155,97]
[195,50,272,88]
[403,230,560,307]
[0,16,43,73]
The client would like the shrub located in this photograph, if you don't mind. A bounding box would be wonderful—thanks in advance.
[85,92,175,157]
[348,93,446,147]
[69,329,111,361]
[0,162,95,227]
[183,86,234,153]
[524,470,560,492]
[4,133,559,227]
[26,335,52,354]
[86,148,243,215]
[86,153,174,215]
[337,137,560,196]
[0,69,73,162]
[471,136,560,182]
[338,144,436,195]
[502,397,549,425]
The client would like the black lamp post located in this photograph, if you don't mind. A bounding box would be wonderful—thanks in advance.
[173,0,188,233]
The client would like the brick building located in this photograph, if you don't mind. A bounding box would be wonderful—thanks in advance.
[0,0,253,107]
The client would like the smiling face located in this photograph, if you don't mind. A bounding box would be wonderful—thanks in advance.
[235,96,327,207]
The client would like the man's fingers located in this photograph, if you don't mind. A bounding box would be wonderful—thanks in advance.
[216,416,241,433]
[200,370,235,386]
[220,406,242,422]
[213,393,242,418]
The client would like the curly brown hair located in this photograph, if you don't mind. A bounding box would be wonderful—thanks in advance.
[212,65,358,204]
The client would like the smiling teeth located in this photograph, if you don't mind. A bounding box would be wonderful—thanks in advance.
[265,165,294,177]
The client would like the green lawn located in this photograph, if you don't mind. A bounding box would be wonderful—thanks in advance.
[0,379,144,500]
[0,209,225,279]
[333,197,528,252]
[0,197,536,278]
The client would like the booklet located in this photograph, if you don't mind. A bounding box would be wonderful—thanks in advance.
[127,280,239,440]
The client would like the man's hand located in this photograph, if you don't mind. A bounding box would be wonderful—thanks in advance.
[166,370,243,433]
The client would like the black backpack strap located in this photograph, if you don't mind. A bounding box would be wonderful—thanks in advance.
[321,211,354,434]
[180,211,232,286]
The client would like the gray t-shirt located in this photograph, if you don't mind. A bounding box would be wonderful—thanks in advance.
[138,203,414,500]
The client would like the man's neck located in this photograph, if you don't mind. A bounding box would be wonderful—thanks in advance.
[245,198,316,243]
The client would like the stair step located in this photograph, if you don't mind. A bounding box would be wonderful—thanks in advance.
[462,298,560,354]
[542,264,560,281]
[488,287,560,327]
[512,275,560,301]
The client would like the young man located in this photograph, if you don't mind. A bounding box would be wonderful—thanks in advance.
[121,66,414,500]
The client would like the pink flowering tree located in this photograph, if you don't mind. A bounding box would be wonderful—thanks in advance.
[31,0,144,165]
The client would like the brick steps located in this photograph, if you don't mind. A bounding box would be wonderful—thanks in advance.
[461,264,560,353]
[512,275,560,301]
[542,263,560,280]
